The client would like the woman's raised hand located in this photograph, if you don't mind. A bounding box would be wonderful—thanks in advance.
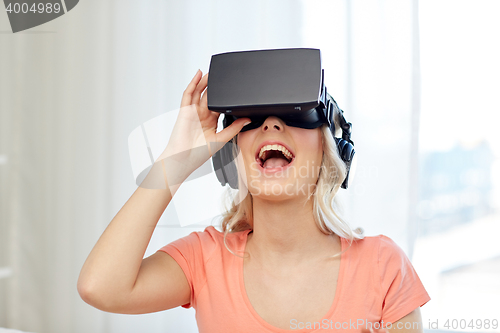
[181,70,251,150]
[152,70,250,191]
[79,70,254,313]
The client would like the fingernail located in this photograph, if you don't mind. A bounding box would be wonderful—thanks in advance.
[243,121,251,126]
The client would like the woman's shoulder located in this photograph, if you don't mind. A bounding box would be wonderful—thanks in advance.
[344,234,408,261]
[159,225,250,260]
[341,234,416,288]
[200,225,251,239]
[182,225,250,250]
[346,233,391,248]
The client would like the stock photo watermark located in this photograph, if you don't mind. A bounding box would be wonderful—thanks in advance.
[289,318,499,331]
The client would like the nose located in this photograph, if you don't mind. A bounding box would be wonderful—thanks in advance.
[261,116,285,132]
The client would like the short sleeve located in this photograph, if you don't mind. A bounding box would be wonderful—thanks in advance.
[377,235,431,324]
[157,227,218,309]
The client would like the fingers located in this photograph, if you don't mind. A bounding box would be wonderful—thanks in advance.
[200,88,209,111]
[196,85,217,126]
[191,73,208,106]
[215,117,251,144]
[180,70,202,108]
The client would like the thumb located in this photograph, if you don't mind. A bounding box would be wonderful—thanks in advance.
[215,118,252,144]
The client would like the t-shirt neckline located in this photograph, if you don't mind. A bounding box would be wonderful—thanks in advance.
[238,229,346,332]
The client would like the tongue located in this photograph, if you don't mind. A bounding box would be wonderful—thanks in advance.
[263,157,289,169]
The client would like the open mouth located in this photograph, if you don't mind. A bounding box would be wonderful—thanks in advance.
[255,144,295,169]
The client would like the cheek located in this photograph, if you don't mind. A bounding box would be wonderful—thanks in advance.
[299,130,323,178]
[236,133,257,168]
[299,129,323,157]
[236,131,254,150]
[236,133,249,157]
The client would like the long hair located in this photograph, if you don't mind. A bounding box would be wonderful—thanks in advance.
[219,108,364,258]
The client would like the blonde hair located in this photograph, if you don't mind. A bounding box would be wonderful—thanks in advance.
[219,111,364,258]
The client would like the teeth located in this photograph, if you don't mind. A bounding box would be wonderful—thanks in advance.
[258,144,293,161]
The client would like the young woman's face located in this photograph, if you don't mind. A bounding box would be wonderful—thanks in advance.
[236,116,323,200]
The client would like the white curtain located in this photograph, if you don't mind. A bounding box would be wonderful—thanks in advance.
[0,1,421,332]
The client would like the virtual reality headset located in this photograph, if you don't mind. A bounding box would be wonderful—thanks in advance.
[208,48,335,131]
[208,48,355,189]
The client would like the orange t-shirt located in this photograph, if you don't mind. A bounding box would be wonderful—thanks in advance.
[158,226,430,332]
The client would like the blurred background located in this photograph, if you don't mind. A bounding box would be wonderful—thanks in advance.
[0,0,498,332]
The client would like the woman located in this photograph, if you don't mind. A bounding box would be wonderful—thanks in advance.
[78,69,430,332]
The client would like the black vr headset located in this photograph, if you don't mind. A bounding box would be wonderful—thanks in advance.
[208,48,355,189]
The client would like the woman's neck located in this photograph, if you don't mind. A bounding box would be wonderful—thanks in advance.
[246,195,339,268]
